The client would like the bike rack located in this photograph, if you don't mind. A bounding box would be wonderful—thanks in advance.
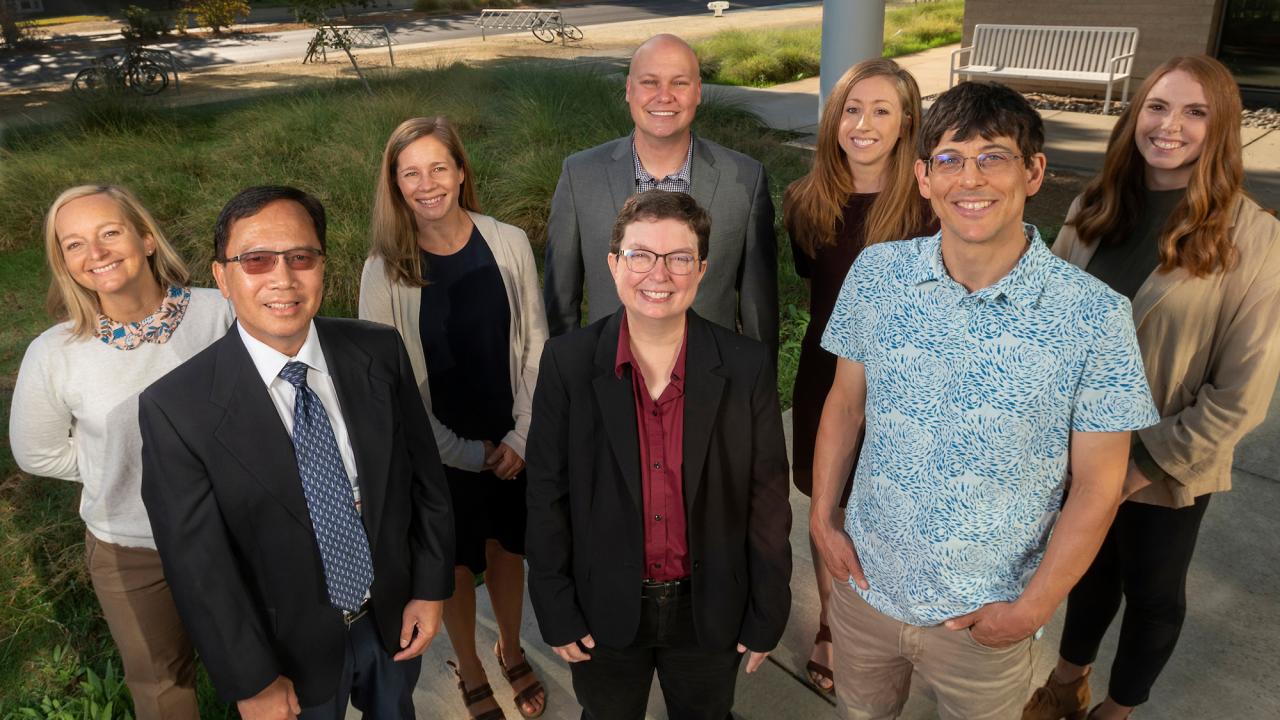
[70,46,181,97]
[303,25,396,66]
[141,47,181,93]
[475,9,568,47]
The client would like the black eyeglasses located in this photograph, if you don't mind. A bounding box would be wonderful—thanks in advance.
[220,247,325,274]
[927,151,1023,176]
[615,248,701,275]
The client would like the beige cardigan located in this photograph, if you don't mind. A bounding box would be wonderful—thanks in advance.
[358,211,549,472]
[1053,195,1280,508]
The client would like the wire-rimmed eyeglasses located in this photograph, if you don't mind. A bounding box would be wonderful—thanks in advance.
[927,151,1023,175]
[615,248,701,275]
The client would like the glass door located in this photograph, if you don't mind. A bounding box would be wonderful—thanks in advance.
[1217,0,1280,92]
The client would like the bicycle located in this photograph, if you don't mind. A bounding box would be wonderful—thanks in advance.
[71,46,172,98]
[531,19,582,44]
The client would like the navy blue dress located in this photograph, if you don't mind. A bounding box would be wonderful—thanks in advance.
[420,226,525,573]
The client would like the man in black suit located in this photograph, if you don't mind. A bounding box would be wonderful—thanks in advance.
[526,190,791,720]
[139,186,454,720]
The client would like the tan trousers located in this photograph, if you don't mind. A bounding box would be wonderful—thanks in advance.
[829,578,1034,720]
[85,531,199,720]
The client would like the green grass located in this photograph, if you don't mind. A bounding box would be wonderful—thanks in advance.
[0,61,812,713]
[695,0,965,87]
[19,15,109,27]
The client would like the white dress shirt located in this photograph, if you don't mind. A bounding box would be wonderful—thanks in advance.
[237,321,361,505]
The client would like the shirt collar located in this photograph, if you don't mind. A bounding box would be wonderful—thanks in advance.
[909,223,1049,308]
[632,133,695,185]
[614,313,688,385]
[237,320,329,388]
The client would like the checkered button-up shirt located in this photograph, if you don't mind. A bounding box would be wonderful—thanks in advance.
[633,135,694,193]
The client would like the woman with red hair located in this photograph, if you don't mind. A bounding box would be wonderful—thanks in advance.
[1025,55,1280,720]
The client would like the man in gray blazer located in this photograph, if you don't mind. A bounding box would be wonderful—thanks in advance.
[543,33,778,356]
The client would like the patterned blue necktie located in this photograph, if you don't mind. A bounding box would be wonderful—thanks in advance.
[279,361,374,612]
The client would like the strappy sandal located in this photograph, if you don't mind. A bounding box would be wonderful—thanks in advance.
[447,660,507,720]
[494,642,547,719]
[806,623,835,694]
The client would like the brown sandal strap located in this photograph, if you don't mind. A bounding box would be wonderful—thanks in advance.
[513,679,545,707]
[501,658,534,682]
[464,683,496,706]
[494,644,547,718]
[447,661,507,720]
[815,623,833,644]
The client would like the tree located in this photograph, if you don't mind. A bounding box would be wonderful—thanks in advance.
[292,1,376,95]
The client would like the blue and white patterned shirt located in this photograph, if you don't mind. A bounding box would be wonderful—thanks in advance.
[821,226,1158,626]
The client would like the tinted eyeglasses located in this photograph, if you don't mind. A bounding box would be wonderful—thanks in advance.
[221,247,325,274]
[615,248,701,275]
[927,151,1023,176]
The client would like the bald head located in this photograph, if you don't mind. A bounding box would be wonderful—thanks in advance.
[626,34,702,146]
[629,34,700,78]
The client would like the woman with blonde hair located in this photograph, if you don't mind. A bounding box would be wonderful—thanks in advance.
[359,117,549,720]
[10,185,233,720]
[784,58,935,695]
[1025,55,1280,720]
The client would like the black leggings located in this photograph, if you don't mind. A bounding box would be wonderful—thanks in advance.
[1058,494,1211,707]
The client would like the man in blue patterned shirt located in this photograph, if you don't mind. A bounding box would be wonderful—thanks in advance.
[809,82,1159,719]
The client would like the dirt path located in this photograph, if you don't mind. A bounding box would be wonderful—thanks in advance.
[0,5,820,129]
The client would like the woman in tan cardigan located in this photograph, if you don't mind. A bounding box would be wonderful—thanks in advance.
[359,117,549,720]
[1024,56,1280,720]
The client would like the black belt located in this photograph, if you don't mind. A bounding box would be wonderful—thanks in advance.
[342,600,371,628]
[640,577,691,600]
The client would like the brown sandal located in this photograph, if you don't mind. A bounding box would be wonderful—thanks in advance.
[494,643,547,719]
[806,623,835,694]
[447,660,507,720]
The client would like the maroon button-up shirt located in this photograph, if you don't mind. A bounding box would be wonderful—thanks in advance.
[615,314,690,581]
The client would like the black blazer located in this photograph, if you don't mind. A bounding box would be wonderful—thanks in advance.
[139,318,454,706]
[525,310,791,653]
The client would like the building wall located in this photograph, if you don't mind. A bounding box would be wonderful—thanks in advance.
[961,0,1224,96]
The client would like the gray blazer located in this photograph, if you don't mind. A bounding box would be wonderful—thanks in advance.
[543,135,778,356]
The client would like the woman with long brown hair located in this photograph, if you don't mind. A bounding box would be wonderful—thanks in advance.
[1025,55,1280,720]
[783,58,935,695]
[359,117,549,720]
[10,185,233,720]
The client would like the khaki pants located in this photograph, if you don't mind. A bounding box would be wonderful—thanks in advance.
[829,578,1033,720]
[85,531,199,720]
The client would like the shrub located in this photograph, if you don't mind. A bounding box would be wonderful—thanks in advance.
[183,0,251,34]
[0,3,40,48]
[121,5,169,43]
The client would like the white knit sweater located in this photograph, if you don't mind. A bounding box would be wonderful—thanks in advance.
[10,288,233,548]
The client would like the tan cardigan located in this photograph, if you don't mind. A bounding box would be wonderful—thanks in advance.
[1053,195,1280,508]
[358,211,549,472]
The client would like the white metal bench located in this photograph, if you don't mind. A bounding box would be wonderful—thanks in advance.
[950,24,1140,113]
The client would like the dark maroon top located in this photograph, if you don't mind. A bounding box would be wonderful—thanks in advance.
[615,314,690,581]
[789,193,937,503]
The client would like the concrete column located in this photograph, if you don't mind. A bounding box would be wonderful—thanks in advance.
[819,0,885,113]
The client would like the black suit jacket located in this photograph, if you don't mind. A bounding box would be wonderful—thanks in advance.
[139,318,454,706]
[525,310,791,653]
